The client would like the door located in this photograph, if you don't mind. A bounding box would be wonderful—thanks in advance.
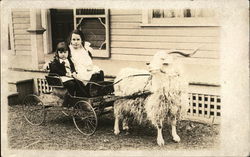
[50,9,74,52]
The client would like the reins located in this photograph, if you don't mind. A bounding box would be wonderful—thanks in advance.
[73,73,152,96]
[85,73,152,88]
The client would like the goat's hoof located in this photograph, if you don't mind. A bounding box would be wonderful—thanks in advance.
[157,139,165,146]
[173,135,181,143]
[114,130,120,135]
[122,126,129,131]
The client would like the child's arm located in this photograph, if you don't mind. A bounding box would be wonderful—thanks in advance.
[69,59,77,78]
[43,61,51,72]
[85,41,93,59]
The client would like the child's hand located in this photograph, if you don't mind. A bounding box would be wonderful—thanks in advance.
[65,72,71,77]
[92,65,101,73]
[87,65,93,71]
[72,72,77,78]
[43,61,50,72]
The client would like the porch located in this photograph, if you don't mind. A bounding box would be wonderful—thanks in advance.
[5,8,221,125]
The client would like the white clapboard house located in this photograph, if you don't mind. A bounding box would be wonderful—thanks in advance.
[7,8,221,123]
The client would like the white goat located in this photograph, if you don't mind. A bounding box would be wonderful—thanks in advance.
[113,50,196,146]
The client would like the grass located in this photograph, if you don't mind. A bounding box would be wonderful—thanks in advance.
[7,105,220,150]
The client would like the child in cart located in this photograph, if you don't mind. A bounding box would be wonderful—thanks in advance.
[44,42,91,106]
[67,29,104,84]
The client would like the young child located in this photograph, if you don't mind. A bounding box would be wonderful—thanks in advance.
[67,29,104,85]
[47,41,89,98]
[49,42,76,78]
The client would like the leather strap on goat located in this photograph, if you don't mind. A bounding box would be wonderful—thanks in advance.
[113,74,151,86]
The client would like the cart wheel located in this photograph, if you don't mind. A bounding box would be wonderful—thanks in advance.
[73,100,98,136]
[22,94,46,125]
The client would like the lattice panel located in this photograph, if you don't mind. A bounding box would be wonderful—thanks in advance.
[37,78,53,94]
[187,93,221,119]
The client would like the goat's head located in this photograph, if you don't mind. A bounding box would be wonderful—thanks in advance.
[148,50,173,74]
[148,49,199,74]
[148,49,198,92]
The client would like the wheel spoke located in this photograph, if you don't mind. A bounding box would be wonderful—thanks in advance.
[85,121,91,131]
[86,118,96,130]
[73,100,98,136]
[74,108,80,115]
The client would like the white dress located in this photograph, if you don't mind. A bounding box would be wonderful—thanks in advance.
[70,43,100,85]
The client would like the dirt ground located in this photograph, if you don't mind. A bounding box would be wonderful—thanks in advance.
[7,105,220,151]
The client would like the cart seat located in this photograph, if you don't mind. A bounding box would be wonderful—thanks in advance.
[45,75,64,88]
[88,81,114,97]
[46,75,114,98]
[45,75,67,98]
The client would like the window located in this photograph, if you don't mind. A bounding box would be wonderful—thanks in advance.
[8,24,11,50]
[74,8,110,58]
[8,19,15,54]
[142,8,219,26]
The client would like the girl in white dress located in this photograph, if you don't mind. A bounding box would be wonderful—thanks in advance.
[68,29,104,85]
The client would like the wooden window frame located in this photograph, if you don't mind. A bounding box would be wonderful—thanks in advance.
[8,10,15,54]
[141,9,219,27]
[73,9,110,58]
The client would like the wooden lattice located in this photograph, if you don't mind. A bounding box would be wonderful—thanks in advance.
[187,93,221,120]
[37,78,53,94]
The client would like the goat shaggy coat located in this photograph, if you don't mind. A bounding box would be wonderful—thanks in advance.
[114,71,187,126]
[113,50,189,146]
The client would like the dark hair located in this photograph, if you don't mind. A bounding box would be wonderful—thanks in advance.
[54,41,71,60]
[67,29,85,47]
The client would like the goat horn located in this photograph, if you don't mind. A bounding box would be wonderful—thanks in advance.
[168,47,200,57]
[168,51,191,57]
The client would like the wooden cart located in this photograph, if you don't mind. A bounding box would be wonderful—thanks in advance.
[22,75,115,136]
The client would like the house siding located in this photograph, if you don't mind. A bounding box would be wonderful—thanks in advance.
[107,9,220,91]
[9,9,220,93]
[110,9,220,61]
[11,9,31,56]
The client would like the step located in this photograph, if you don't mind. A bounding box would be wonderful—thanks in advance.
[8,78,36,105]
[8,92,19,105]
[8,82,17,93]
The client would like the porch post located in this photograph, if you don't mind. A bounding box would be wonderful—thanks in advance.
[27,9,46,69]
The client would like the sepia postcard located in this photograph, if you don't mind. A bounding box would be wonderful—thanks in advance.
[1,0,249,156]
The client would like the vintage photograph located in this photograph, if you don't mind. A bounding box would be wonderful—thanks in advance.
[1,0,249,156]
